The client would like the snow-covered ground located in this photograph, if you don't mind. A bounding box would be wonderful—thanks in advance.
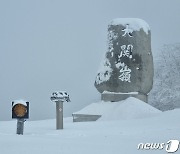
[0,98,180,154]
[74,97,161,120]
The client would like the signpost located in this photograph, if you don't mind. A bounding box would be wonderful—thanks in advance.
[12,101,29,135]
[50,91,70,130]
[56,101,63,129]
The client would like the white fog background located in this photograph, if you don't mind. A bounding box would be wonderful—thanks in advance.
[0,0,180,120]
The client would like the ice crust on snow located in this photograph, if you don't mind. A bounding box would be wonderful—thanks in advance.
[110,18,150,34]
[74,97,161,120]
[12,99,28,106]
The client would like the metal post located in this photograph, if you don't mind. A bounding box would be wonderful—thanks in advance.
[17,118,25,135]
[56,101,63,129]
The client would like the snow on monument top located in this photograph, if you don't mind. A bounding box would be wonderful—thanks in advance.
[110,18,150,34]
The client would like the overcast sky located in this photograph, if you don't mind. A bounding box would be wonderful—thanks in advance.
[0,0,180,120]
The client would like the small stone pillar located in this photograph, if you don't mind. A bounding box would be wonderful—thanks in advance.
[56,101,63,129]
[50,91,70,130]
[94,18,154,102]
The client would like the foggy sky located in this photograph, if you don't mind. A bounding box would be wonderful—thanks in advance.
[0,0,180,120]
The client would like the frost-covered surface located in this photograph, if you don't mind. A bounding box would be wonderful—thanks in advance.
[50,91,70,102]
[149,43,180,111]
[0,106,180,154]
[12,99,28,106]
[73,97,161,120]
[95,57,112,85]
[110,18,150,34]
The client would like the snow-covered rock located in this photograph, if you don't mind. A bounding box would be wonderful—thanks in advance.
[94,18,153,97]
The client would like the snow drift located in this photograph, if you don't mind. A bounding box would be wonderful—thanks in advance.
[74,97,161,121]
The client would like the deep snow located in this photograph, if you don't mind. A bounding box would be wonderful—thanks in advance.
[0,98,180,154]
[74,97,161,121]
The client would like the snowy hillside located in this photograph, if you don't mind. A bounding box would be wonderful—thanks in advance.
[0,98,180,154]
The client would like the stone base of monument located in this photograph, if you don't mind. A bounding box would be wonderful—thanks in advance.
[101,91,148,103]
[72,114,101,122]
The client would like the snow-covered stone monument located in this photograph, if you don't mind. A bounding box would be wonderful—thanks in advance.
[95,18,153,103]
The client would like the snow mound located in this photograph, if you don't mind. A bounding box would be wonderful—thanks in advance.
[110,18,150,34]
[74,97,161,121]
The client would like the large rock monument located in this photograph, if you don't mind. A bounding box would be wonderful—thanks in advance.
[94,18,154,102]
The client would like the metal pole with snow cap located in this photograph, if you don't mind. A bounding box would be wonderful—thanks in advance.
[12,100,29,135]
[50,91,70,130]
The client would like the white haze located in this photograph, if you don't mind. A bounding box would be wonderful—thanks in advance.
[0,0,180,120]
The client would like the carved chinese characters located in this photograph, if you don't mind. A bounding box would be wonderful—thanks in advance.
[95,18,154,98]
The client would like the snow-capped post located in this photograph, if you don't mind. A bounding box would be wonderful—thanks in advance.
[94,18,154,103]
[12,100,29,135]
[50,91,70,130]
